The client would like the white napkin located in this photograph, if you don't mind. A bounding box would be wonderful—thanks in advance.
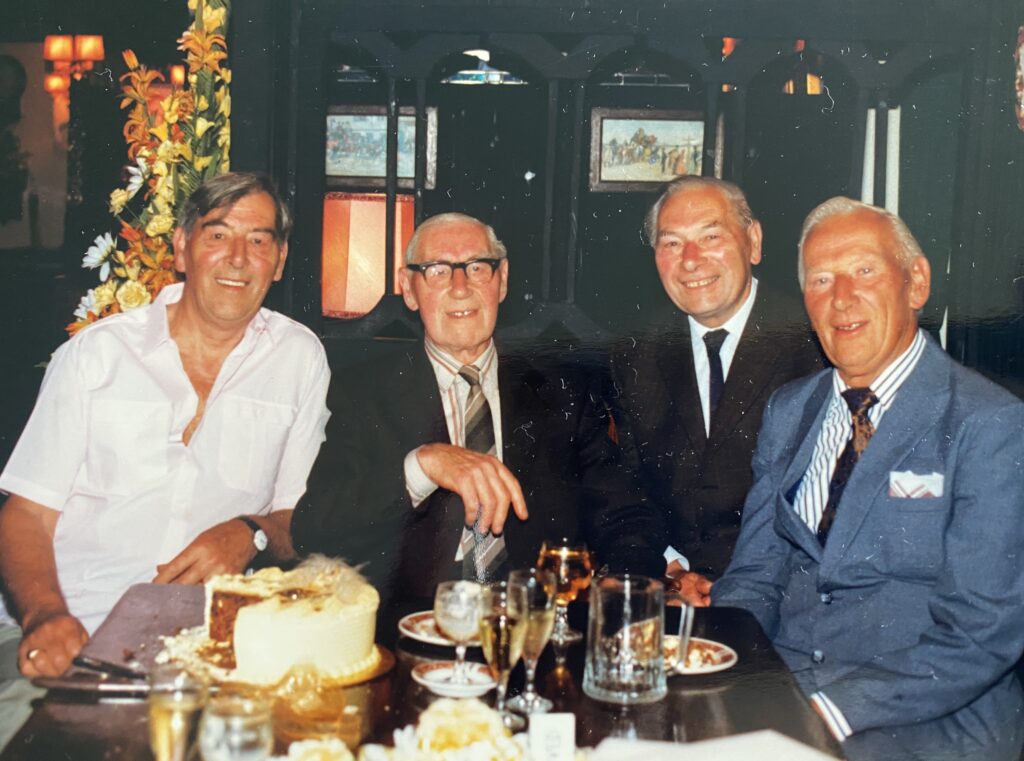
[588,730,837,761]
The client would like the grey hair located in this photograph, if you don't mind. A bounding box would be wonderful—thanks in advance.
[180,172,292,243]
[797,196,925,287]
[403,212,508,263]
[643,176,756,247]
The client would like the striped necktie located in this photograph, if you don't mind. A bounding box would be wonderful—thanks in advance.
[816,387,879,545]
[457,364,508,581]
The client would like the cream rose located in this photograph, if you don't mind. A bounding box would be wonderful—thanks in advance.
[116,281,152,311]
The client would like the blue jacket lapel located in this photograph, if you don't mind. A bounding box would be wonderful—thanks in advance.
[821,336,952,570]
[774,373,833,561]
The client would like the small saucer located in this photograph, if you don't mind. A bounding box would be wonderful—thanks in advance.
[664,636,738,675]
[410,661,496,698]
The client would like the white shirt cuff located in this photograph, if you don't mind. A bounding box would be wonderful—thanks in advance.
[663,546,690,572]
[810,692,852,741]
[404,447,438,507]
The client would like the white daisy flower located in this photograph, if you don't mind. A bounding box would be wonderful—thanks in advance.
[82,232,115,280]
[73,289,97,320]
[125,156,149,197]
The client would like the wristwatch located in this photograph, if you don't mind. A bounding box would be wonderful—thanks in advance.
[237,516,269,553]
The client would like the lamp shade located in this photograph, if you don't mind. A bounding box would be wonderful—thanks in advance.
[44,35,74,62]
[74,35,105,62]
[43,72,71,93]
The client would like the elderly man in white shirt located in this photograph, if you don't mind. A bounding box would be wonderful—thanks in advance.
[0,173,329,745]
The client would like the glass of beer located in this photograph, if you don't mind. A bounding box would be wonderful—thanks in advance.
[148,664,209,761]
[506,568,557,715]
[433,580,485,684]
[537,539,595,645]
[478,580,528,731]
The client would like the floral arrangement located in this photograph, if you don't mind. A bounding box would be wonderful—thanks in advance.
[68,0,230,335]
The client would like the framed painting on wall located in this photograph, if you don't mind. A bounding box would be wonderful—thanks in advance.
[326,106,437,189]
[589,108,704,192]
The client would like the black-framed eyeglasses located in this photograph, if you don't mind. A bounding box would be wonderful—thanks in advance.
[406,257,504,289]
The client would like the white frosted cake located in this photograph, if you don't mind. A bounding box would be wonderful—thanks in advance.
[191,557,380,685]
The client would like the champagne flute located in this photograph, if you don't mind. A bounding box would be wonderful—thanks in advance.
[148,664,209,761]
[506,568,557,715]
[434,580,485,684]
[478,580,528,731]
[537,539,595,645]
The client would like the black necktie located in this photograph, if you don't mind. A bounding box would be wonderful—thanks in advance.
[704,329,729,425]
[457,365,507,581]
[816,387,879,545]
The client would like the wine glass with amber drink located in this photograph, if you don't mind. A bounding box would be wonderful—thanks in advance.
[537,539,594,645]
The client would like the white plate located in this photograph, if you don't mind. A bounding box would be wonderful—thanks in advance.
[664,636,738,675]
[410,661,496,698]
[398,611,481,648]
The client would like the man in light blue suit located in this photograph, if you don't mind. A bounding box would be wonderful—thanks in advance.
[713,197,1024,760]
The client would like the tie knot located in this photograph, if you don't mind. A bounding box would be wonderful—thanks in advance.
[458,365,482,387]
[841,387,878,416]
[703,329,728,355]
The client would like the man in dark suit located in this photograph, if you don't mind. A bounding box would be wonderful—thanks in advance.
[713,198,1024,759]
[292,213,665,618]
[611,177,824,604]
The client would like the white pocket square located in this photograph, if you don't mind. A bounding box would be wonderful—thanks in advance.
[889,470,944,498]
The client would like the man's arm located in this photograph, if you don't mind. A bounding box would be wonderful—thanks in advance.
[152,510,295,584]
[710,395,792,637]
[0,495,88,677]
[568,359,670,580]
[415,443,527,534]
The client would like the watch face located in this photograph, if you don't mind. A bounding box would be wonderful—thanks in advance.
[254,529,269,552]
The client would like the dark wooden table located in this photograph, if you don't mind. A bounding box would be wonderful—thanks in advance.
[1,584,842,759]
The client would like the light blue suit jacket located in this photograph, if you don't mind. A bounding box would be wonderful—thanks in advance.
[713,334,1024,740]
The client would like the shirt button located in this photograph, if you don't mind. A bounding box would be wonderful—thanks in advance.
[820,592,833,604]
[812,649,825,664]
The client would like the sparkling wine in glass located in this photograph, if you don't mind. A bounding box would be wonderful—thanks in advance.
[506,568,557,715]
[537,540,595,644]
[148,665,209,761]
[434,580,485,684]
[479,580,528,731]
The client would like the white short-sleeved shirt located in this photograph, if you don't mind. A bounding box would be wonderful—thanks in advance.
[0,283,331,633]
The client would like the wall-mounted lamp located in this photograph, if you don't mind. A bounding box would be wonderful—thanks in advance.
[44,34,105,81]
[42,34,104,147]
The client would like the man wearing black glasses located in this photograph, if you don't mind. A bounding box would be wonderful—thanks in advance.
[292,213,666,620]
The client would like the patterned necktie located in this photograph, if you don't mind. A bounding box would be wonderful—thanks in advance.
[703,329,729,425]
[457,365,508,581]
[816,387,879,545]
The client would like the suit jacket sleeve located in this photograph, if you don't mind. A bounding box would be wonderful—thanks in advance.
[710,393,793,636]
[571,365,669,579]
[812,399,1024,733]
[291,360,423,588]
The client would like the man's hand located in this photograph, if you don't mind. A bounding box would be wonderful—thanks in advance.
[416,443,528,534]
[18,609,89,677]
[153,519,255,584]
[665,560,712,607]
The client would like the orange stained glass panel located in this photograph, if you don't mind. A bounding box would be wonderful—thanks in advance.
[322,192,415,318]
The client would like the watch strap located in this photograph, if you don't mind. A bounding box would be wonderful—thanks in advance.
[236,516,267,552]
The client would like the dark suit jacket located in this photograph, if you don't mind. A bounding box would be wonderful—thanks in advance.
[292,343,667,613]
[610,287,825,578]
[713,335,1024,747]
